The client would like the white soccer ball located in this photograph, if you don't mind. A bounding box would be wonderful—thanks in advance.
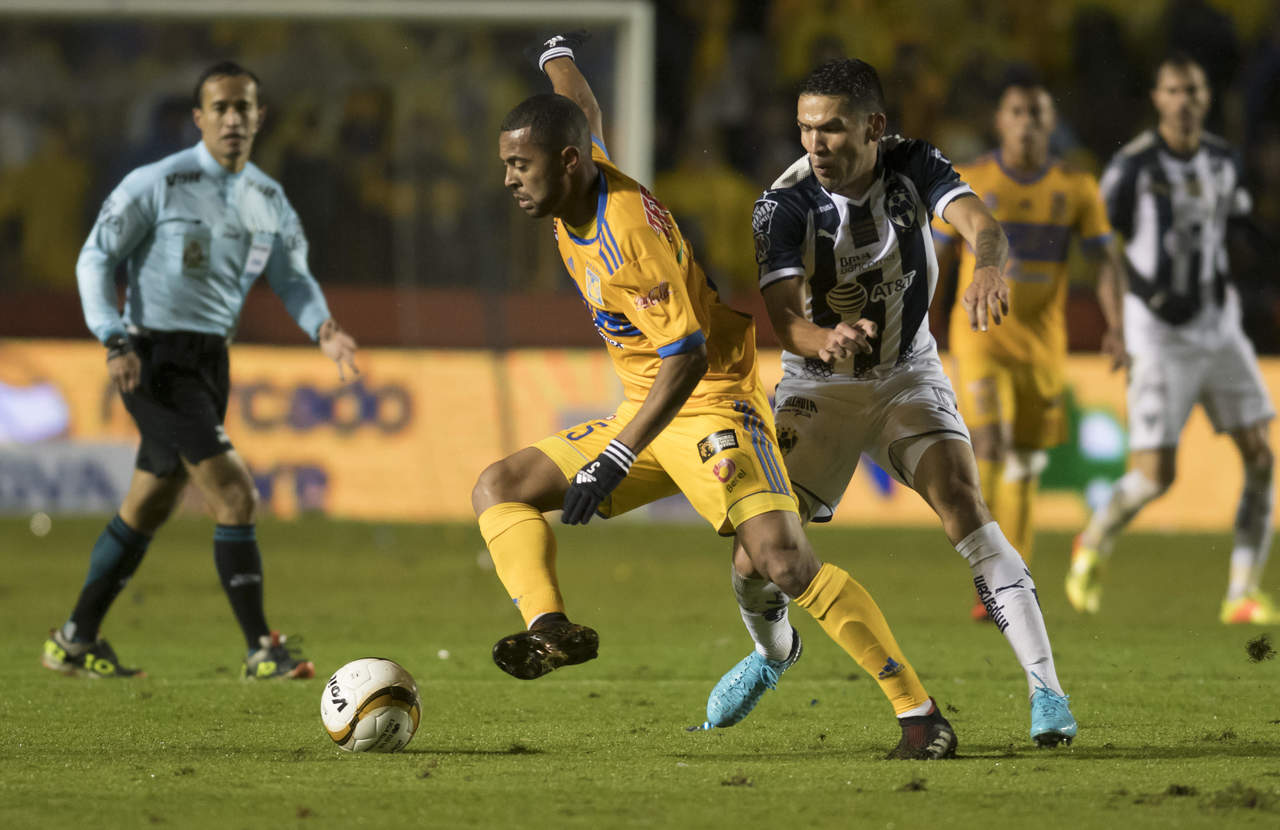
[320,658,421,753]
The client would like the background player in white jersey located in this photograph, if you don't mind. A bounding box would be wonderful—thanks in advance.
[1067,54,1276,624]
[703,59,1077,747]
[41,62,358,680]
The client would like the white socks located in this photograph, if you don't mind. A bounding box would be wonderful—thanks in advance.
[1080,469,1165,556]
[730,566,793,662]
[957,522,1063,698]
[1228,461,1274,600]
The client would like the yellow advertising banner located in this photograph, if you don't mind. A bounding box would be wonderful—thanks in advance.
[1,339,1274,532]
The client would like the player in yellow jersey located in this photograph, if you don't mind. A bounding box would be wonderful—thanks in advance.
[933,73,1129,620]
[472,32,957,759]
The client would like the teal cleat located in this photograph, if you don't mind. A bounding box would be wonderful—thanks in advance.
[1029,674,1077,747]
[699,628,801,730]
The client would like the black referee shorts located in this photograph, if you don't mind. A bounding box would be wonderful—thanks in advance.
[122,330,233,478]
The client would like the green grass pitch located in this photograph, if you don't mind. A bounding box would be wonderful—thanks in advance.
[3,516,1278,829]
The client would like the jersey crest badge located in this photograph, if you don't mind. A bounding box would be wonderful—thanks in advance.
[585,266,604,306]
[885,182,917,231]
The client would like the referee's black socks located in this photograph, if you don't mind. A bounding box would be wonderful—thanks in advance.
[214,524,271,650]
[65,515,151,644]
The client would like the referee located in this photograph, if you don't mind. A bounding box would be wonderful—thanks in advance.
[41,61,358,679]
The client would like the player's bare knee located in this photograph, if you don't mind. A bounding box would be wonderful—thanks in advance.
[216,478,258,524]
[472,460,519,515]
[748,540,817,597]
[932,476,992,541]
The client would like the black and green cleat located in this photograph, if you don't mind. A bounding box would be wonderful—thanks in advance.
[242,632,315,680]
[41,629,145,678]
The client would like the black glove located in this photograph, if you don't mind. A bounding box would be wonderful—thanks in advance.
[562,438,635,525]
[524,30,591,73]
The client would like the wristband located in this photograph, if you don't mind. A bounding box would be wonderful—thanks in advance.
[600,439,636,475]
[105,334,133,360]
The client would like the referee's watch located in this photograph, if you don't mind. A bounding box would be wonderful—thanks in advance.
[105,333,133,360]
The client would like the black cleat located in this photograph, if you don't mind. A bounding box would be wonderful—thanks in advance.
[885,699,958,760]
[492,620,599,680]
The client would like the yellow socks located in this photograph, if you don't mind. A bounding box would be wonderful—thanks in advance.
[794,563,930,715]
[477,502,563,627]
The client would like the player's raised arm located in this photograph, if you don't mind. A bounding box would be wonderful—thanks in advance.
[942,194,1010,331]
[530,32,605,143]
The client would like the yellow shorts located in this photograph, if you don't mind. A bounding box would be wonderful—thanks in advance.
[533,388,798,535]
[951,351,1066,450]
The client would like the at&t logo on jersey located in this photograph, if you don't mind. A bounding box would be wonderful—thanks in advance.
[869,270,916,303]
[826,281,868,318]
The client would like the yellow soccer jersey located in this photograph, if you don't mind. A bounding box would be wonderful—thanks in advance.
[934,152,1112,368]
[556,139,757,406]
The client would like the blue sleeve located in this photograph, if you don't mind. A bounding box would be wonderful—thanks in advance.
[264,194,331,340]
[754,190,809,289]
[75,170,156,342]
[656,329,706,358]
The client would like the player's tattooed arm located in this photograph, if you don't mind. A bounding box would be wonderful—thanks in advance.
[943,194,1010,331]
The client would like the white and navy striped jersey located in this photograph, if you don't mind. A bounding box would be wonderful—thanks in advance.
[754,136,972,381]
[1101,129,1251,328]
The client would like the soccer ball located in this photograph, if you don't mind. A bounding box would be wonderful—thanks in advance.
[320,658,421,753]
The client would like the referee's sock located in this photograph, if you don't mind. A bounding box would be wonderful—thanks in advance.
[64,515,152,644]
[214,524,271,650]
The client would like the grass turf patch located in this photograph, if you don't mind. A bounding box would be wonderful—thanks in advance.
[2,517,1278,828]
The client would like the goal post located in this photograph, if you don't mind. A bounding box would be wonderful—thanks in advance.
[7,0,656,183]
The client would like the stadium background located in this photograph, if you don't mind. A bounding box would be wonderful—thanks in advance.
[2,0,1279,532]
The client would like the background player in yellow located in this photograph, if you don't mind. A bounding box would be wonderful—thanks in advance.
[472,31,957,759]
[933,71,1128,620]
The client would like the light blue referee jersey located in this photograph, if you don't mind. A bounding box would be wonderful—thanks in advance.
[77,141,331,343]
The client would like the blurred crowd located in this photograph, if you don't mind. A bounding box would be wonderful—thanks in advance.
[2,0,1279,347]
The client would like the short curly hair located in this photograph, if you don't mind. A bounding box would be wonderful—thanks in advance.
[799,58,886,114]
[499,93,590,153]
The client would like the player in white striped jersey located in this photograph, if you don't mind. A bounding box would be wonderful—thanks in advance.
[1067,54,1277,624]
[703,59,1077,747]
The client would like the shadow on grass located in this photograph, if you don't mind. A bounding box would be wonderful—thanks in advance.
[662,741,1280,763]
[940,741,1280,761]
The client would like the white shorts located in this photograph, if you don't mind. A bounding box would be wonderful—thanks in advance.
[774,356,971,522]
[1127,327,1275,451]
